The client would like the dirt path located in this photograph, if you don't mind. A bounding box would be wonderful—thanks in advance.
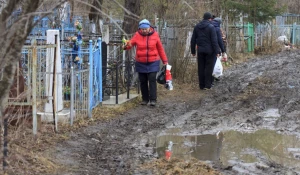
[52,50,300,175]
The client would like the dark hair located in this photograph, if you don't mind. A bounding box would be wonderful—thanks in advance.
[203,12,212,20]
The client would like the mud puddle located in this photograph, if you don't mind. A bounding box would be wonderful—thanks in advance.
[155,129,300,173]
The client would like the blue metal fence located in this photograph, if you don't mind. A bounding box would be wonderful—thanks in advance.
[88,38,102,117]
[15,36,103,127]
[61,37,102,118]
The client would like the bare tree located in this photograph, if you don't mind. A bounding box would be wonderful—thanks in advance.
[123,0,141,35]
[0,0,42,171]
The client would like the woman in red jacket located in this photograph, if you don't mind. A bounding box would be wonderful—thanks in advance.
[123,19,168,106]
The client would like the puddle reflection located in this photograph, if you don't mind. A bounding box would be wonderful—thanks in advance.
[156,129,300,169]
[156,132,224,161]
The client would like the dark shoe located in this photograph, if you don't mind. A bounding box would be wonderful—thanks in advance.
[215,77,221,81]
[140,101,148,105]
[150,100,156,106]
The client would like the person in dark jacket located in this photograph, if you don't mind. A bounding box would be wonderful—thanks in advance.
[191,12,219,90]
[123,19,168,106]
[211,17,226,54]
[211,17,226,83]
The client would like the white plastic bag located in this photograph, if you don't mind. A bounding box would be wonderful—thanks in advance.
[213,57,223,78]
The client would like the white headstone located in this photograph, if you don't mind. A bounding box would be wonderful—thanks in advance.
[45,30,63,112]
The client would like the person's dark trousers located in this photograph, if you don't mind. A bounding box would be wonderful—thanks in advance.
[197,52,215,89]
[138,72,157,102]
[211,56,218,85]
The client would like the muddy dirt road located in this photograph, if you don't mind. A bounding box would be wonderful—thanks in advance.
[52,50,300,175]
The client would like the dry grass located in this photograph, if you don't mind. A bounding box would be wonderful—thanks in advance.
[6,123,68,174]
[139,157,223,175]
[4,94,139,174]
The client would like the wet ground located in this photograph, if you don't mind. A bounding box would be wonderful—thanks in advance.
[53,50,300,175]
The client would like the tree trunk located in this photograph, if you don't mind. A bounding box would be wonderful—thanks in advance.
[0,0,39,115]
[123,0,141,35]
[0,0,40,172]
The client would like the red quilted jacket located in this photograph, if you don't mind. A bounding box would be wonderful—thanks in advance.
[126,27,168,64]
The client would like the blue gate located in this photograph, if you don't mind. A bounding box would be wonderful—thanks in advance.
[88,38,102,117]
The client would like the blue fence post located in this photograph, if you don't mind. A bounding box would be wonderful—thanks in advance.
[292,23,296,45]
[78,41,82,69]
[88,40,93,118]
[70,66,74,125]
[98,37,103,103]
[61,42,65,68]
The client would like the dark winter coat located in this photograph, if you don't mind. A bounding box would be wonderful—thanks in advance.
[191,20,219,55]
[211,20,226,53]
[125,27,168,73]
